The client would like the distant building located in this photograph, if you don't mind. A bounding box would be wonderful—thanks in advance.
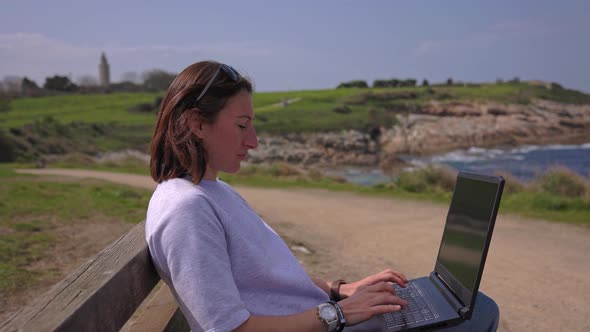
[99,52,110,91]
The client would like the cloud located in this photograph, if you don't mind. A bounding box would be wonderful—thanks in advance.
[0,32,275,83]
[102,41,273,58]
[414,18,544,56]
[0,32,98,57]
[490,18,536,32]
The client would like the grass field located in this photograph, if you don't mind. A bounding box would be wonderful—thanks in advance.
[2,82,589,162]
[2,82,589,133]
[1,156,588,307]
[0,164,151,297]
[25,159,590,226]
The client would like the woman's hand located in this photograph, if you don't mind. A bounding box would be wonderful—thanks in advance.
[339,269,408,299]
[338,281,408,326]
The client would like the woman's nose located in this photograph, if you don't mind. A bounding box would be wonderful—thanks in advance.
[245,126,258,149]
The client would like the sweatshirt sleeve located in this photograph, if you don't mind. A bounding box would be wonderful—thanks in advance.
[147,193,250,332]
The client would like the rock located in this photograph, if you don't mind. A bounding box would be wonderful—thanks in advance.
[249,100,590,169]
[291,245,312,255]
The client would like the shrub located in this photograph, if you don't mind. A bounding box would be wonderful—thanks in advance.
[343,93,370,105]
[332,105,352,114]
[269,162,304,177]
[395,166,457,193]
[128,103,154,113]
[0,99,11,112]
[531,193,571,211]
[367,108,398,127]
[337,80,368,89]
[0,130,17,162]
[373,79,397,88]
[308,168,326,181]
[142,69,177,91]
[153,96,163,109]
[494,171,526,194]
[239,163,300,177]
[534,166,588,198]
[43,75,78,92]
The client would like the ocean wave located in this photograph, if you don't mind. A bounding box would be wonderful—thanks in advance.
[404,142,590,167]
[509,142,590,154]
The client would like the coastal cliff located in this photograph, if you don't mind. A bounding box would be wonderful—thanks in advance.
[249,99,590,168]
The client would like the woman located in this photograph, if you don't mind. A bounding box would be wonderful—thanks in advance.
[146,60,499,332]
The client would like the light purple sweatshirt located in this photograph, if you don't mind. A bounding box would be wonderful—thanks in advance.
[145,177,329,332]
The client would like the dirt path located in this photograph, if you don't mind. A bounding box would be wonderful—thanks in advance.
[16,169,590,331]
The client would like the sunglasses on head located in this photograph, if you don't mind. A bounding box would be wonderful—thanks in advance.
[195,63,241,103]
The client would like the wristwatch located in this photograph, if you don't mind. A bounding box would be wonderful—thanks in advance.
[317,302,339,331]
[316,301,346,332]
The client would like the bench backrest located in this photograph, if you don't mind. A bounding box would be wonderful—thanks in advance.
[1,221,188,332]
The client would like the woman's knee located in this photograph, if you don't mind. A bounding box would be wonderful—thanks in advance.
[476,292,499,318]
[473,292,500,331]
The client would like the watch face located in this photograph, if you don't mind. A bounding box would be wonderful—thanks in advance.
[320,305,338,321]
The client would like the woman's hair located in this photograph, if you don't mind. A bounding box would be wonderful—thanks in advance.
[150,60,253,184]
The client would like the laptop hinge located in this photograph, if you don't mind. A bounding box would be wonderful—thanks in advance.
[429,272,468,318]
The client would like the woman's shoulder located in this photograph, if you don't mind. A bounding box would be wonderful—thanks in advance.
[147,178,220,221]
[152,177,208,202]
[146,178,224,236]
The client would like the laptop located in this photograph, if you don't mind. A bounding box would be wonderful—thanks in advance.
[347,171,505,331]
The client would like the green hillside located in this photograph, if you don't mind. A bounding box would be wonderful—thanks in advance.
[1,82,589,161]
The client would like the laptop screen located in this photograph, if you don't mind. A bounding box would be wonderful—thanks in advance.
[436,173,503,304]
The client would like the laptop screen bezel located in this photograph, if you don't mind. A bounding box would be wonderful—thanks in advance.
[433,172,504,312]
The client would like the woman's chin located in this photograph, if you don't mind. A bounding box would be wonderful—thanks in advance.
[223,165,242,174]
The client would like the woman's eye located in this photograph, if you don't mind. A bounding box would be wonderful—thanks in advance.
[238,124,247,129]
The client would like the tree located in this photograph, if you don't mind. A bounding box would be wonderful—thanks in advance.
[509,77,520,83]
[77,75,99,87]
[44,75,78,92]
[400,79,416,87]
[121,71,140,84]
[446,78,454,86]
[337,80,368,89]
[142,69,176,91]
[0,130,16,162]
[21,77,42,97]
[373,79,388,88]
[421,79,430,87]
[372,78,414,88]
[1,76,22,96]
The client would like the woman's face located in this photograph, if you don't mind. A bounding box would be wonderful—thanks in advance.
[199,89,258,180]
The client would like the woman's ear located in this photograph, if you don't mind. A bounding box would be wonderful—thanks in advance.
[188,110,205,139]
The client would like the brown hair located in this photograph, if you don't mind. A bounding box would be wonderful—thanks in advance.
[150,60,253,184]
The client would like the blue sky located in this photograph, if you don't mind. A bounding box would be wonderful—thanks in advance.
[1,0,589,92]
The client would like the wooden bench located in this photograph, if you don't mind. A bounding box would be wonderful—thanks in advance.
[1,221,190,332]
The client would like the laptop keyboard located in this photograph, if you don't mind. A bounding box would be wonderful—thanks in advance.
[383,282,440,329]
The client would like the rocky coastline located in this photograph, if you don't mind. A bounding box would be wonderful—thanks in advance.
[248,99,590,170]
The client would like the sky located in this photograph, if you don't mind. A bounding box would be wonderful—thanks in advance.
[1,0,589,92]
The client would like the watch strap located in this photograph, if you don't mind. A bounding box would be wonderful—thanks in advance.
[330,279,346,301]
[330,301,347,332]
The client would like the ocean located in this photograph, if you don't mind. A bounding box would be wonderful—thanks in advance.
[326,143,590,186]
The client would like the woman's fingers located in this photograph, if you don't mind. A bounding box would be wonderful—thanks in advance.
[371,304,403,315]
[362,282,408,306]
[366,269,409,288]
[367,292,408,307]
[339,283,408,326]
[367,281,395,293]
[381,269,409,286]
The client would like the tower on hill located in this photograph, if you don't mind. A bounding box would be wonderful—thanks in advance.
[99,52,110,92]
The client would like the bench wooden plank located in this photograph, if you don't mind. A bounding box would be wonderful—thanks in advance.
[1,221,160,332]
[128,283,189,332]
